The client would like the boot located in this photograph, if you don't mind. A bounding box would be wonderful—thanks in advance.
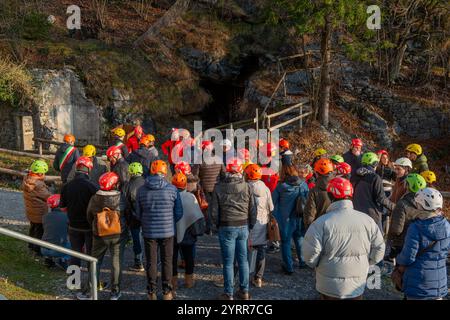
[171,276,178,298]
[163,291,174,300]
[184,273,194,288]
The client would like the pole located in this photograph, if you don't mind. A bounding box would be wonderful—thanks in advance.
[38,142,43,156]
[255,108,259,140]
[299,104,303,129]
[90,261,98,300]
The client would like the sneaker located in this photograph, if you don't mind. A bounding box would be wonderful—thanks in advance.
[252,278,263,288]
[235,290,251,300]
[219,293,234,300]
[214,280,224,288]
[76,292,92,300]
[130,262,145,272]
[110,291,122,300]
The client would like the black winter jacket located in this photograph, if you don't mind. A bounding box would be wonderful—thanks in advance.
[60,172,99,231]
[352,166,395,227]
[126,146,158,177]
[343,150,362,184]
[111,158,130,191]
[66,157,107,187]
[123,175,146,228]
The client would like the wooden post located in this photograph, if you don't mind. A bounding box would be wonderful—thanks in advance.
[38,142,43,156]
[299,104,303,129]
[267,117,271,142]
[255,108,259,141]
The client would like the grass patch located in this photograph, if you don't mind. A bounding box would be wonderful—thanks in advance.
[0,233,67,300]
[0,152,58,176]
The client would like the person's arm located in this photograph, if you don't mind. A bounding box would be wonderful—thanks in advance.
[396,223,420,266]
[53,150,61,172]
[86,197,95,226]
[387,202,406,239]
[134,189,142,222]
[247,185,257,230]
[368,221,386,265]
[161,140,170,156]
[301,221,323,268]
[374,176,395,211]
[303,191,317,230]
[210,186,220,228]
[173,190,183,223]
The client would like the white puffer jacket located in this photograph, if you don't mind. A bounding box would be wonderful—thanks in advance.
[302,200,385,299]
[248,180,274,246]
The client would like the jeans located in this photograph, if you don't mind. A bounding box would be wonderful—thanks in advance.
[144,237,174,294]
[218,226,249,296]
[130,227,143,263]
[68,228,93,267]
[28,222,44,254]
[280,217,304,272]
[173,242,195,276]
[41,241,71,260]
[248,245,266,279]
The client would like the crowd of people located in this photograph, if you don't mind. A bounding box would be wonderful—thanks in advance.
[20,125,450,300]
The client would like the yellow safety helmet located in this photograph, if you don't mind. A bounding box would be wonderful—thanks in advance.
[82,144,96,157]
[314,148,327,157]
[420,170,436,184]
[112,128,126,138]
[406,143,422,155]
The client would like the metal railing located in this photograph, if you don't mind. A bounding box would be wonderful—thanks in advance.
[0,226,98,300]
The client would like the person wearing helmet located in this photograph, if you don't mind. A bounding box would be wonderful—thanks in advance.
[310,148,327,169]
[66,144,107,187]
[298,164,316,190]
[420,170,437,188]
[272,166,309,274]
[387,173,427,262]
[135,160,183,301]
[41,194,70,270]
[335,162,352,180]
[111,127,130,158]
[303,159,334,231]
[174,161,199,194]
[210,157,256,300]
[161,129,184,175]
[375,150,396,197]
[171,172,205,293]
[279,138,293,167]
[343,138,363,182]
[123,162,146,272]
[405,143,429,174]
[127,134,158,178]
[219,138,235,166]
[396,188,450,300]
[77,172,123,300]
[302,177,385,300]
[353,152,395,231]
[22,160,52,255]
[106,145,130,190]
[244,164,274,287]
[390,157,413,204]
[53,134,80,184]
[126,125,144,153]
[60,156,99,268]
[330,155,344,166]
[237,148,253,170]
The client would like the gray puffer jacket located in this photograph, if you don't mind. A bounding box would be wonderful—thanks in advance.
[302,200,385,299]
[211,173,257,229]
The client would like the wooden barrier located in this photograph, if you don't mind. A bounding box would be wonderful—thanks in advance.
[32,138,108,156]
[0,148,54,160]
[0,167,61,182]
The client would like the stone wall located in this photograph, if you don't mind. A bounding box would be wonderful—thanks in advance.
[0,104,18,149]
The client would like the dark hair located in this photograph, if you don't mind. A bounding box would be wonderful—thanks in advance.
[282,165,299,178]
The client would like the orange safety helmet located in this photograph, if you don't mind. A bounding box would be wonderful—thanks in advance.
[226,157,243,174]
[279,138,290,150]
[172,172,187,189]
[140,134,155,147]
[314,158,334,175]
[245,164,262,180]
[151,160,168,176]
[64,134,75,144]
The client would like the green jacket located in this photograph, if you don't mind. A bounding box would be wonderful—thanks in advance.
[412,154,429,174]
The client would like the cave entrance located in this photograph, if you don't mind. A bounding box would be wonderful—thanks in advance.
[200,56,260,128]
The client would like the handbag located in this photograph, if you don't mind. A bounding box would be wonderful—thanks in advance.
[195,185,209,211]
[391,240,437,292]
[267,214,281,242]
[96,207,121,237]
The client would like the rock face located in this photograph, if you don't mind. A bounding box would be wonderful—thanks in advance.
[31,69,101,146]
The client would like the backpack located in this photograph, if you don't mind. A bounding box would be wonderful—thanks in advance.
[96,207,121,237]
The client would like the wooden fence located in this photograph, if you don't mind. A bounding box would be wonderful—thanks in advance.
[32,138,109,156]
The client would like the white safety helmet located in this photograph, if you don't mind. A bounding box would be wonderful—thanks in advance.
[394,157,413,169]
[415,188,443,211]
[179,128,191,139]
[171,128,180,141]
[220,139,232,148]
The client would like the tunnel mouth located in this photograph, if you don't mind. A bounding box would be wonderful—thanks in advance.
[200,55,260,128]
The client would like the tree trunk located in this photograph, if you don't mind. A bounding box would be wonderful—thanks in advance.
[318,13,332,128]
[389,42,407,83]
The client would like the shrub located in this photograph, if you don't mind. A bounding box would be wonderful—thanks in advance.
[19,12,52,40]
[0,58,33,107]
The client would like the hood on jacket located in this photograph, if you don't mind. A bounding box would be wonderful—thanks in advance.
[285,176,301,186]
[356,166,375,177]
[248,180,267,197]
[221,175,246,194]
[326,199,354,212]
[414,215,450,242]
[23,174,43,192]
[145,174,169,190]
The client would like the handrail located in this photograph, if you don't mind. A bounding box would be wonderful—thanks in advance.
[261,72,287,116]
[269,111,313,132]
[0,148,55,160]
[32,138,108,150]
[0,226,98,300]
[266,100,309,119]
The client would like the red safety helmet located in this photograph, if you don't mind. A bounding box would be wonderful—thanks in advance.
[226,157,243,174]
[47,194,61,209]
[351,138,363,148]
[265,142,277,157]
[244,164,262,180]
[238,148,250,160]
[314,158,334,175]
[106,145,122,159]
[202,140,213,151]
[254,139,264,148]
[377,149,389,157]
[279,138,290,150]
[76,156,94,170]
[134,125,144,138]
[327,177,354,199]
[174,161,191,175]
[336,162,352,176]
[99,172,120,191]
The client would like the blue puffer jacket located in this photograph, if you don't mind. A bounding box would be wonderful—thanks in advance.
[135,174,183,239]
[396,214,450,299]
[272,176,309,231]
